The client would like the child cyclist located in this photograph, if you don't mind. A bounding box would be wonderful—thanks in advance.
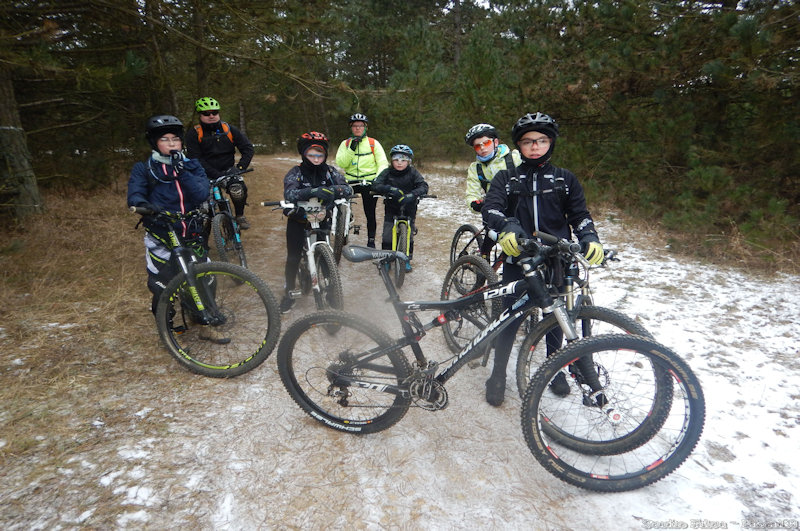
[126,116,229,343]
[371,145,429,272]
[279,131,352,313]
[464,123,522,257]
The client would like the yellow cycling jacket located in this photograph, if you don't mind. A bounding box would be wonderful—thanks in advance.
[335,136,389,183]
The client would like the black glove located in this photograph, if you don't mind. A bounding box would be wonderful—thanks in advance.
[295,187,314,201]
[169,150,185,174]
[399,193,415,207]
[224,166,239,176]
[236,163,247,171]
[349,137,362,151]
[137,201,161,215]
[470,199,483,213]
[386,187,402,200]
[311,187,335,205]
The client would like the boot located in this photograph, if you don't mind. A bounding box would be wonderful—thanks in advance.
[549,371,571,397]
[279,295,295,314]
[485,377,506,407]
[367,238,375,248]
[236,215,250,230]
[198,325,231,345]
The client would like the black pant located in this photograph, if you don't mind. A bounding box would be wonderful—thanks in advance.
[359,190,378,241]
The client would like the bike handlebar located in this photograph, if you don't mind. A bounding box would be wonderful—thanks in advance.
[260,198,348,210]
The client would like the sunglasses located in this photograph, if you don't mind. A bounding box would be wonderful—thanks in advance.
[200,110,219,117]
[473,138,494,151]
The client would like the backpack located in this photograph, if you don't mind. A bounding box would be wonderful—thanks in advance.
[194,122,233,143]
[476,152,516,192]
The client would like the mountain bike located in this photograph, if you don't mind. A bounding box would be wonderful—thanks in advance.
[376,193,436,288]
[262,198,344,311]
[275,233,705,492]
[131,206,281,377]
[207,167,253,268]
[450,223,496,266]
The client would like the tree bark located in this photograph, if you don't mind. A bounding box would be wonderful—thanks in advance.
[0,65,43,221]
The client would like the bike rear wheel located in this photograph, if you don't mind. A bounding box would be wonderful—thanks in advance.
[314,244,343,310]
[155,261,280,377]
[211,213,247,268]
[440,255,500,356]
[521,334,705,492]
[333,203,348,264]
[277,310,412,434]
[449,224,482,265]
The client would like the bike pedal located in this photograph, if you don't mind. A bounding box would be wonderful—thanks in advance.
[288,289,302,299]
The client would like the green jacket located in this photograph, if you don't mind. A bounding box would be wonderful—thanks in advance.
[335,136,389,183]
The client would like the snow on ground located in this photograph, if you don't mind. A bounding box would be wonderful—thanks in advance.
[3,159,798,529]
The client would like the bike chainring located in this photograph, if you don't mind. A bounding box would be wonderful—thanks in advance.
[409,378,448,411]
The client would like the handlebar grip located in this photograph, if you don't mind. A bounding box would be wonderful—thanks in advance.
[530,230,559,244]
[130,205,155,215]
[261,201,282,207]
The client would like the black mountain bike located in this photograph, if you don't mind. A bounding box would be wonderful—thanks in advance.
[276,233,705,492]
[208,167,253,267]
[132,206,281,377]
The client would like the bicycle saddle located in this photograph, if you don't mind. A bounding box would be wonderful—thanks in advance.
[343,245,408,263]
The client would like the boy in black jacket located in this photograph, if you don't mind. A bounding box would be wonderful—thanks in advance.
[371,144,429,272]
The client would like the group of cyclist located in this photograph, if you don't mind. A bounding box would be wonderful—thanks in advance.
[127,101,605,407]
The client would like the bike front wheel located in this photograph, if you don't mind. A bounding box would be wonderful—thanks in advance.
[277,310,412,434]
[449,224,482,265]
[521,334,705,492]
[155,261,280,377]
[212,213,247,268]
[332,203,348,264]
[392,221,408,288]
[314,244,343,310]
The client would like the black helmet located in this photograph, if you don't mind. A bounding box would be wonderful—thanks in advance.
[349,113,368,125]
[465,123,498,145]
[297,131,329,156]
[145,115,184,149]
[511,112,559,144]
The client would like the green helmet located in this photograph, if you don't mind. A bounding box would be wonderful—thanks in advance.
[195,97,220,112]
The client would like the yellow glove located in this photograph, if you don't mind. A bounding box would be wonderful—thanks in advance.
[583,241,604,265]
[498,232,521,257]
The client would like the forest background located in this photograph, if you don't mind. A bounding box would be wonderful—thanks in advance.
[0,0,798,268]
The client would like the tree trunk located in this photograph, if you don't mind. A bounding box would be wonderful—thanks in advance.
[0,65,43,222]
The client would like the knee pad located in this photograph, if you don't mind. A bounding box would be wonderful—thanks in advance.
[228,179,247,202]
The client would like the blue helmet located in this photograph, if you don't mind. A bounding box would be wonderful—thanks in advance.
[390,144,414,159]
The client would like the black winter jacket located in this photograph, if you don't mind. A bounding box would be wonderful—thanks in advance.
[282,163,351,223]
[482,161,599,244]
[185,121,254,179]
[372,166,429,218]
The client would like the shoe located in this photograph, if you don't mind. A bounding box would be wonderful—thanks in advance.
[198,326,231,345]
[279,295,295,314]
[485,377,505,407]
[549,371,571,397]
[236,216,250,230]
[405,261,412,273]
[367,238,375,248]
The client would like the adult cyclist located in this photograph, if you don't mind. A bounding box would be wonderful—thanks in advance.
[335,113,389,248]
[464,123,521,257]
[185,97,255,229]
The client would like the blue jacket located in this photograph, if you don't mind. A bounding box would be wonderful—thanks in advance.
[127,155,210,236]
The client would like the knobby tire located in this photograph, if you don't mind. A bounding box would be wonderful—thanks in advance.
[314,244,343,310]
[155,261,280,377]
[520,334,705,492]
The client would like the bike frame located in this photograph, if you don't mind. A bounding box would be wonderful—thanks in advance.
[335,242,582,395]
[133,207,222,325]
